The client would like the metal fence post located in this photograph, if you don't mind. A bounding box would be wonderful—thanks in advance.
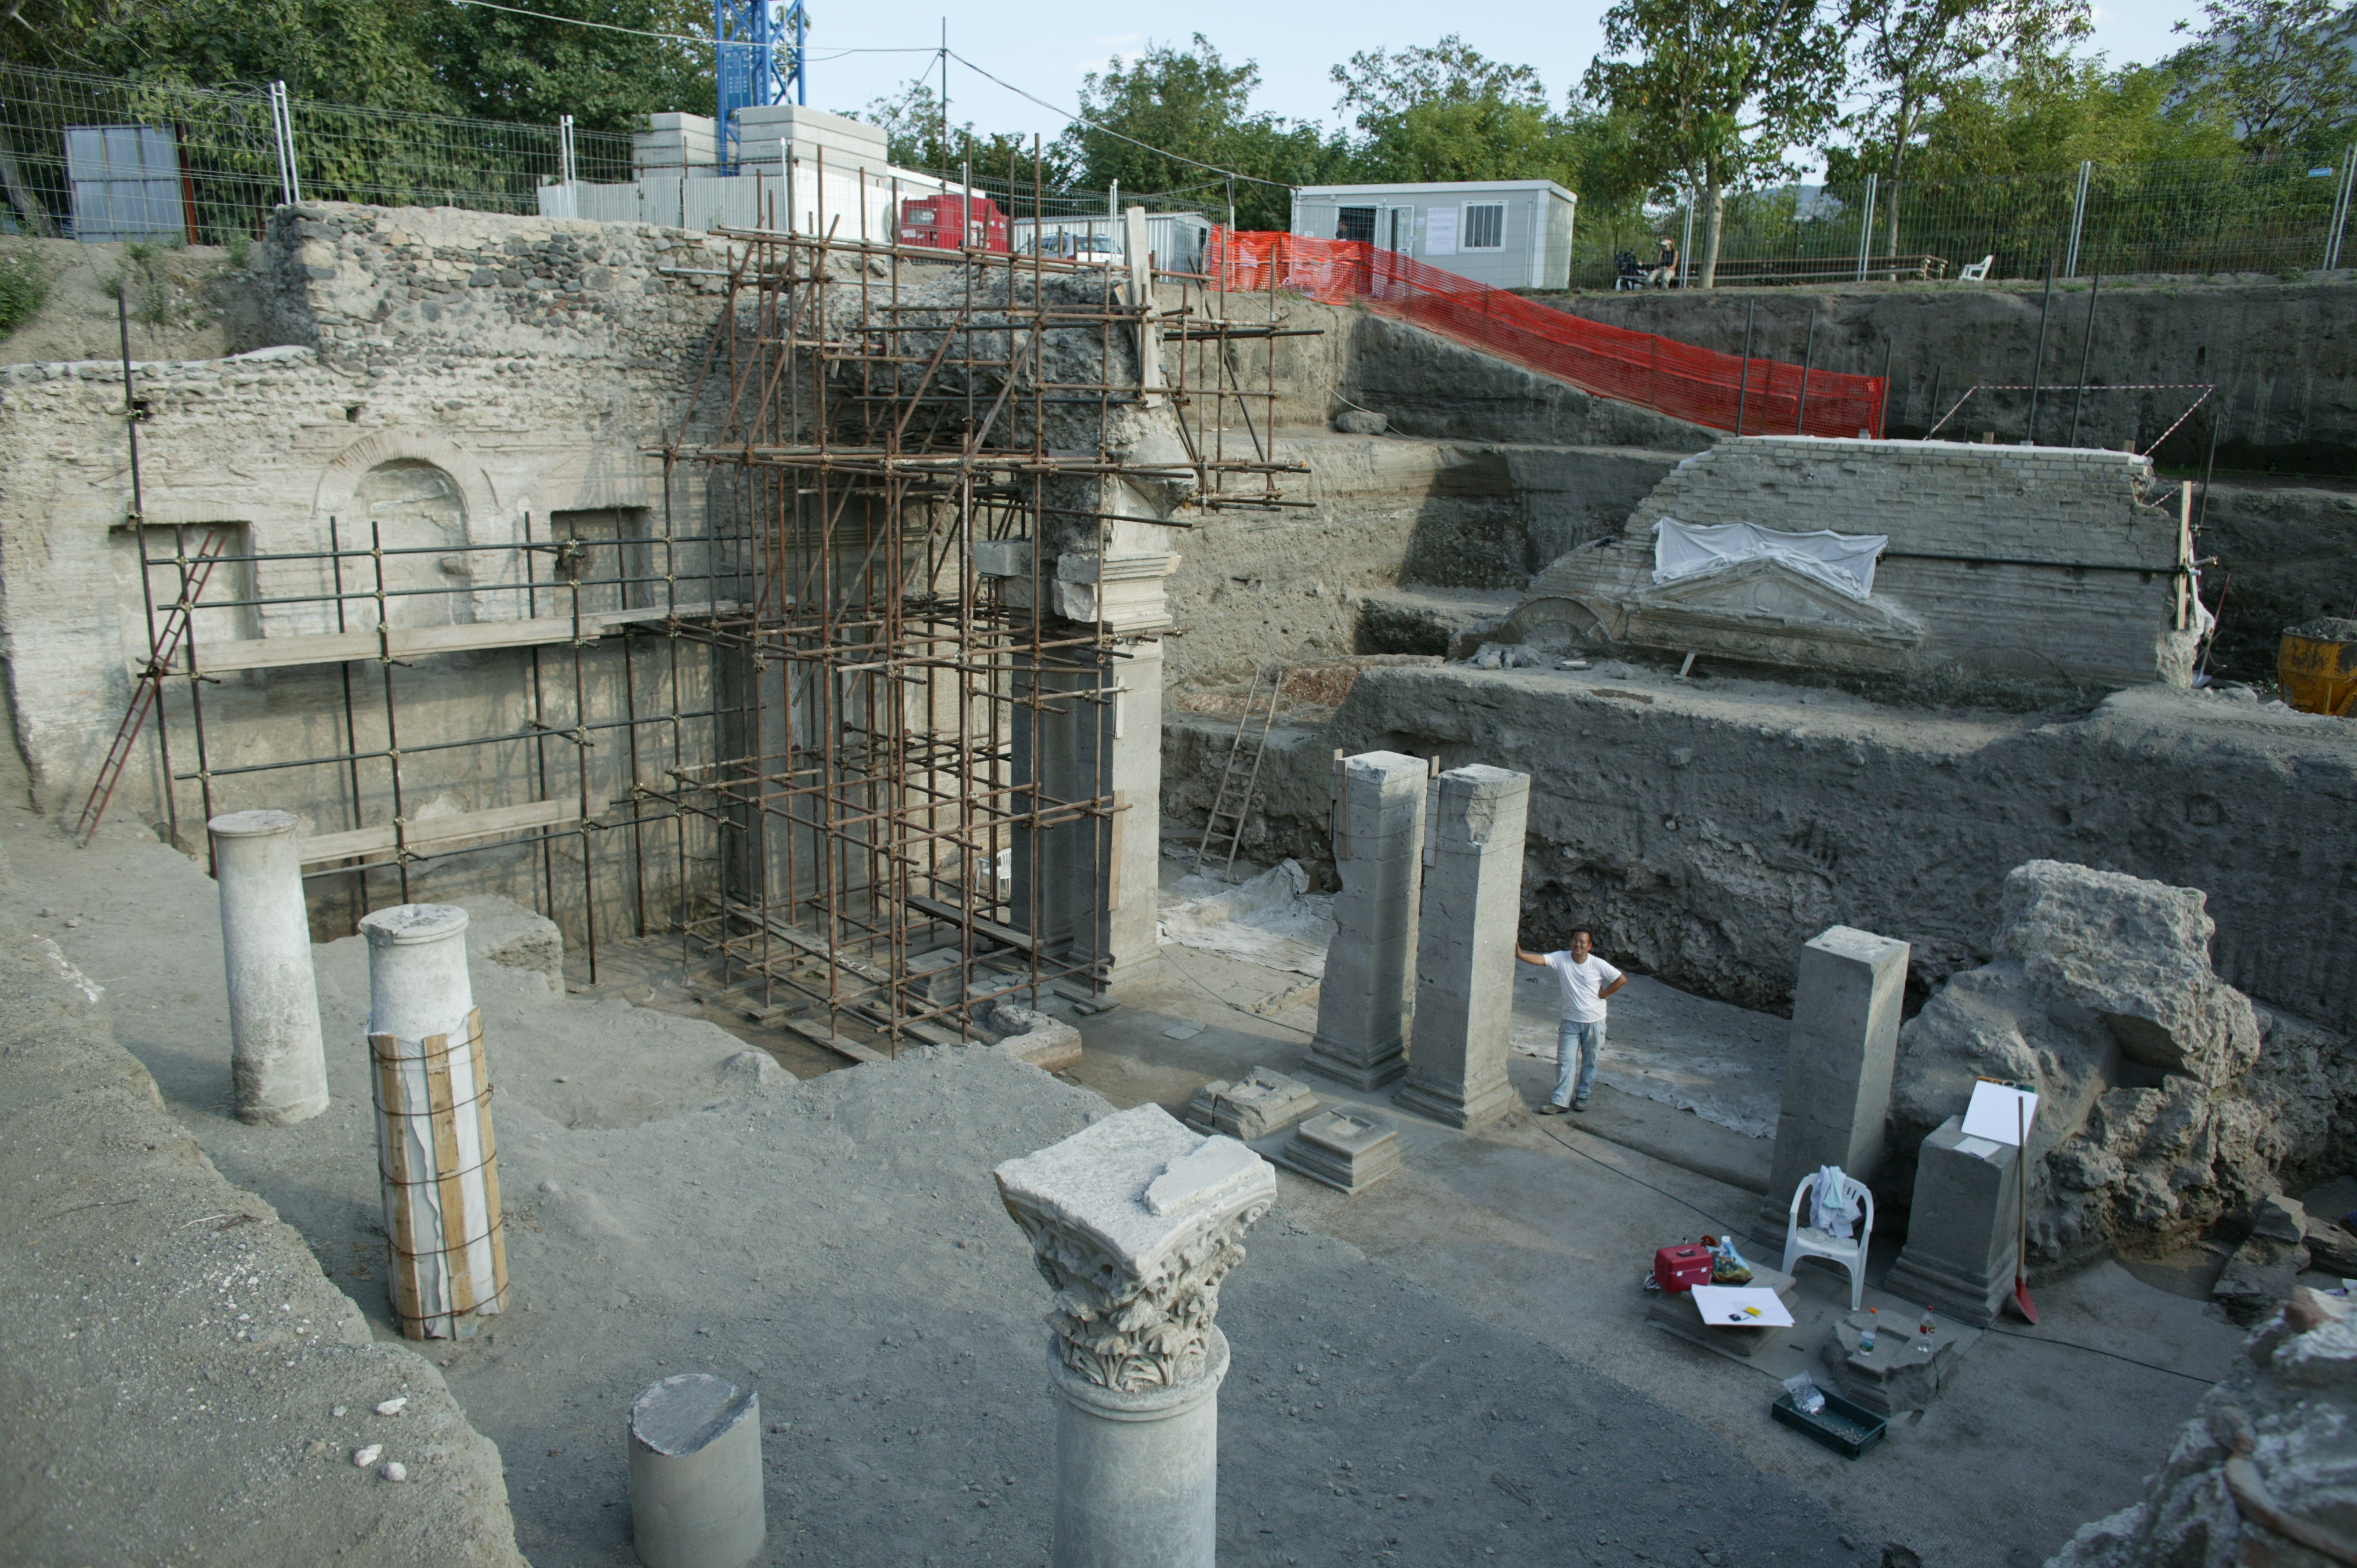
[268,81,302,206]
[2327,146,2356,270]
[1678,193,1695,289]
[2064,160,2090,277]
[560,114,577,187]
[1855,173,1877,282]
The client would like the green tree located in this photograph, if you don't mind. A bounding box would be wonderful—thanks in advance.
[857,78,1067,187]
[1332,37,1569,183]
[2166,0,2357,157]
[1845,0,2089,252]
[422,0,713,134]
[1584,0,1854,285]
[1057,35,1344,230]
[5,0,456,111]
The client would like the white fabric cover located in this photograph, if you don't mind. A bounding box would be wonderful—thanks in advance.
[1652,518,1888,601]
[1810,1164,1865,1239]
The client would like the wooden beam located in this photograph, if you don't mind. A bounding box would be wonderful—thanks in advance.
[300,798,582,866]
[187,601,738,675]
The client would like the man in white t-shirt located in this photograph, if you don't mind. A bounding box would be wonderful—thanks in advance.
[1515,928,1625,1115]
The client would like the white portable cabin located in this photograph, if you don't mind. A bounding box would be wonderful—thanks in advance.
[1289,180,1576,291]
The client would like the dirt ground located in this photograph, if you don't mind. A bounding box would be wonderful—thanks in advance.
[9,810,1868,1568]
[0,236,240,365]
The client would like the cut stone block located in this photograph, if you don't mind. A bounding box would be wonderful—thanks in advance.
[1393,765,1529,1131]
[1308,752,1429,1090]
[1758,925,1910,1238]
[1182,1066,1319,1141]
[1274,1111,1402,1195]
[1821,1308,1975,1416]
[988,1000,1082,1074]
[1644,1262,1797,1361]
[1884,1115,2022,1327]
[2215,1233,2309,1326]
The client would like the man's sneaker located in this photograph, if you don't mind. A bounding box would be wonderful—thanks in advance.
[1537,1102,1567,1116]
[1572,1097,1590,1113]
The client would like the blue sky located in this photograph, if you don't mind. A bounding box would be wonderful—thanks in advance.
[797,0,2195,153]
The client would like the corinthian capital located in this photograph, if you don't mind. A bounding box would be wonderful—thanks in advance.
[995,1104,1276,1393]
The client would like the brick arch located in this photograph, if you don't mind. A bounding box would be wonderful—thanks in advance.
[310,430,505,536]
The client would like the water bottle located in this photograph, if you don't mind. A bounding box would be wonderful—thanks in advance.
[1917,1308,1936,1355]
[1859,1308,1878,1352]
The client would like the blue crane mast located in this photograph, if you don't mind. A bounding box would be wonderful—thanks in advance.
[715,0,808,169]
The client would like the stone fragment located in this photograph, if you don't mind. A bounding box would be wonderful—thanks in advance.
[628,1374,764,1568]
[1644,1262,1797,1361]
[987,1000,1082,1075]
[1181,1066,1319,1141]
[718,1050,783,1090]
[2305,1216,2357,1276]
[2250,1192,2308,1244]
[2214,1234,2310,1326]
[1274,1111,1402,1195]
[1884,1116,2021,1327]
[1332,409,1386,434]
[1821,1308,1972,1415]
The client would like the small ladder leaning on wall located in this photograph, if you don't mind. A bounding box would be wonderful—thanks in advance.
[1194,663,1288,877]
[75,527,233,845]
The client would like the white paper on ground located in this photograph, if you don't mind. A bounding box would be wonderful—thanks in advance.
[1961,1080,2039,1146]
[1689,1284,1794,1329]
[1652,518,1887,600]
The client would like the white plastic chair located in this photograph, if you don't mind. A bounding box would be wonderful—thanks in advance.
[1958,254,1994,282]
[1781,1170,1874,1311]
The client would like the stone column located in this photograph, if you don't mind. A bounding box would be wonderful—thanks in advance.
[1307,751,1428,1090]
[1393,766,1529,1132]
[362,904,507,1340]
[995,1103,1275,1568]
[628,1373,764,1568]
[208,809,328,1126]
[1757,925,1911,1239]
[1100,640,1164,984]
[1884,1115,2022,1326]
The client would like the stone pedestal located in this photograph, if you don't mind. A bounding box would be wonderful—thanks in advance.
[1393,766,1529,1132]
[1308,752,1428,1090]
[1758,926,1910,1239]
[1645,1262,1797,1362]
[995,1104,1275,1568]
[1821,1308,1977,1415]
[1884,1115,2022,1327]
[208,809,328,1126]
[362,904,506,1340]
[1274,1112,1401,1195]
[628,1373,764,1568]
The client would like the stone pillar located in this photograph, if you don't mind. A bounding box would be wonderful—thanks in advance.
[995,1103,1275,1568]
[1884,1115,2022,1327]
[628,1373,764,1568]
[208,809,328,1126]
[1757,925,1911,1239]
[1011,654,1098,976]
[1307,751,1428,1090]
[1393,766,1529,1133]
[1101,640,1165,984]
[362,904,506,1340]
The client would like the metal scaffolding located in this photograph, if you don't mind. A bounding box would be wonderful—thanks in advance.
[102,159,1305,1063]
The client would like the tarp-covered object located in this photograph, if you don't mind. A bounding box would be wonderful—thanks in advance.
[1653,519,1888,601]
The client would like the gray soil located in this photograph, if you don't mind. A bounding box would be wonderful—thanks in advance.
[7,810,1863,1567]
[0,237,244,365]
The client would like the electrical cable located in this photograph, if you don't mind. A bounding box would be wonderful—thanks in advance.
[945,50,1296,191]
[444,0,935,52]
[1534,1124,2219,1387]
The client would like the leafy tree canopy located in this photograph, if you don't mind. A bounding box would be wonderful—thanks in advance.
[2164,0,2357,157]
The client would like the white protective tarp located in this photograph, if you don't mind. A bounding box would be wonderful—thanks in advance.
[1652,518,1888,601]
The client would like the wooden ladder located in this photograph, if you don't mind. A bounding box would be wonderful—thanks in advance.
[1193,663,1286,877]
[74,527,231,845]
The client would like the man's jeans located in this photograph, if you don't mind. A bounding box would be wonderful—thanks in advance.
[1553,1019,1603,1107]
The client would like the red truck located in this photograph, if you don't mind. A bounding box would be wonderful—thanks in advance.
[898,194,1009,253]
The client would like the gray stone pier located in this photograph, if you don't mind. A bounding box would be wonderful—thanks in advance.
[627,1373,764,1568]
[1757,925,1911,1239]
[995,1104,1274,1568]
[1393,765,1529,1132]
[1307,751,1429,1090]
[1884,1115,2024,1326]
[208,809,328,1126]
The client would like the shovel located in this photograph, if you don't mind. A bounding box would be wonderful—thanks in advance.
[2010,1096,2039,1324]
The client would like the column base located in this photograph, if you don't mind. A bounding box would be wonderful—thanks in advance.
[1883,1247,2015,1329]
[1049,1327,1228,1568]
[1304,1037,1407,1091]
[1392,1072,1514,1132]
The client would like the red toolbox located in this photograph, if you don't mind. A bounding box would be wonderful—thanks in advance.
[1654,1244,1714,1293]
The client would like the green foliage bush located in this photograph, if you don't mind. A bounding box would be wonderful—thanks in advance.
[0,245,49,339]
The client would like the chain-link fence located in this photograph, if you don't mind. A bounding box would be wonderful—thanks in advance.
[0,63,632,244]
[1570,151,2357,290]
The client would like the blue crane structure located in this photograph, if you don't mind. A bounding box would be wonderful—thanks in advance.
[715,0,808,168]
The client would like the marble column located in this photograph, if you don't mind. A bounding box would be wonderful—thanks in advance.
[995,1104,1275,1568]
[362,904,506,1340]
[1393,766,1529,1132]
[628,1373,764,1568]
[208,809,328,1126]
[1308,751,1429,1090]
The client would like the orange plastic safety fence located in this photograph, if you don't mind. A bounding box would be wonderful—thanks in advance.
[1206,230,1887,441]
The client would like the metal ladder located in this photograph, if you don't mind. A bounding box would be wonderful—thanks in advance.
[1193,663,1286,877]
[74,527,231,845]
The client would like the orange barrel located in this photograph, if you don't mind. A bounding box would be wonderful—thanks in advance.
[2279,618,2357,716]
